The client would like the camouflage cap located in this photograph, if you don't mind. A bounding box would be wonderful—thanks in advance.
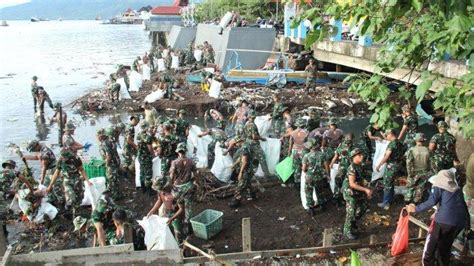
[304,139,318,149]
[437,121,448,129]
[73,216,88,232]
[2,159,16,169]
[281,106,290,113]
[53,102,62,109]
[65,122,76,131]
[384,128,396,136]
[415,133,426,142]
[163,121,173,129]
[32,76,38,81]
[140,121,149,129]
[327,119,337,126]
[26,139,40,152]
[175,142,187,153]
[178,109,186,115]
[248,110,257,118]
[105,127,115,137]
[233,135,244,143]
[96,128,105,137]
[401,104,411,112]
[343,133,354,142]
[114,122,126,133]
[295,117,306,127]
[216,120,226,129]
[350,148,363,158]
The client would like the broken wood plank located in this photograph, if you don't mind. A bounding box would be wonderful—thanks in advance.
[183,240,232,266]
[242,218,251,252]
[408,216,429,231]
[1,246,12,266]
[322,228,333,248]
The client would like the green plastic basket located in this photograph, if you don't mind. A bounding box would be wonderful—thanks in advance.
[275,156,294,183]
[190,209,223,240]
[84,158,106,178]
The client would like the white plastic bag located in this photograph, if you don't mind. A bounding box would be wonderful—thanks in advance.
[33,199,58,223]
[372,140,389,181]
[171,55,179,69]
[194,50,203,62]
[255,138,281,177]
[329,163,339,193]
[219,11,233,28]
[300,172,318,210]
[211,142,233,183]
[81,177,107,209]
[187,125,212,168]
[144,89,166,103]
[116,78,132,99]
[254,115,272,138]
[135,158,141,187]
[142,64,151,81]
[208,79,222,99]
[138,215,180,251]
[13,186,58,223]
[157,58,166,72]
[129,70,142,92]
[153,157,162,180]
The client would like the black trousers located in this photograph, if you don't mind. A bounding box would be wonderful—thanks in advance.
[423,221,462,266]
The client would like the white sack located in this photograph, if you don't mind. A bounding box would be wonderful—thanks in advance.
[187,125,212,168]
[254,115,272,138]
[129,70,142,92]
[300,172,318,210]
[255,138,281,177]
[142,64,151,81]
[144,89,166,103]
[116,78,132,99]
[171,55,179,69]
[138,215,179,251]
[33,200,58,223]
[194,50,203,62]
[219,11,233,28]
[135,158,141,187]
[12,186,58,223]
[329,163,339,193]
[208,79,222,99]
[81,177,106,209]
[211,142,233,183]
[157,58,166,72]
[153,157,162,180]
[372,140,389,181]
[162,49,169,58]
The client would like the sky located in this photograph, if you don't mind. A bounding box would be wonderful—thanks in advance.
[0,0,31,9]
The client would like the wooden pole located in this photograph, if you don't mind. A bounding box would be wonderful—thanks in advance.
[183,241,232,266]
[242,218,251,252]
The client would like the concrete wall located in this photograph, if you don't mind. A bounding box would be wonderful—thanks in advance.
[168,26,197,49]
[194,24,277,70]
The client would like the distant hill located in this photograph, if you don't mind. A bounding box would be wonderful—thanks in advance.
[0,0,175,20]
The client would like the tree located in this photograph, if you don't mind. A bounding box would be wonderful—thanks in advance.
[194,0,278,24]
[294,0,473,137]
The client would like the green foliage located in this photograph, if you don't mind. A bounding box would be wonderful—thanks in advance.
[194,0,277,23]
[297,0,473,137]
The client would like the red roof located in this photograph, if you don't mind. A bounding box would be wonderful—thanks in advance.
[151,6,181,15]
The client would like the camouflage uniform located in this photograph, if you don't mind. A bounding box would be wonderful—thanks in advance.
[405,145,431,203]
[271,102,285,137]
[160,74,174,99]
[170,156,196,224]
[234,141,258,200]
[381,139,404,203]
[31,80,39,111]
[290,127,309,183]
[359,124,382,158]
[158,134,179,187]
[244,120,270,176]
[56,149,85,210]
[303,150,331,207]
[39,146,61,203]
[175,118,190,143]
[100,138,121,200]
[160,192,184,243]
[402,114,418,149]
[123,123,137,169]
[207,126,227,167]
[202,45,215,65]
[429,131,457,172]
[91,195,116,245]
[305,63,318,88]
[184,43,196,66]
[306,112,321,132]
[1,169,16,219]
[333,141,353,201]
[342,162,369,235]
[137,130,153,188]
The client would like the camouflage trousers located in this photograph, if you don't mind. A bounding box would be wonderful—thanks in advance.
[306,176,332,208]
[280,137,290,158]
[382,163,401,193]
[234,170,255,201]
[250,141,270,176]
[139,155,153,188]
[404,133,416,151]
[43,171,63,204]
[343,192,368,235]
[165,210,183,243]
[404,172,430,203]
[271,118,284,138]
[292,149,304,183]
[173,181,194,224]
[107,163,121,200]
[63,173,83,210]
[123,144,137,170]
[359,139,373,161]
[333,167,348,200]
[207,140,218,167]
[431,156,454,173]
[160,157,173,187]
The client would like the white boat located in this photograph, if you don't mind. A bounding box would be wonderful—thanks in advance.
[1,20,8,26]
[31,17,39,22]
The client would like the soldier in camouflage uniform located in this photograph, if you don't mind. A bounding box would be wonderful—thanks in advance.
[159,72,175,99]
[243,110,271,177]
[288,118,309,185]
[31,76,39,112]
[116,65,129,89]
[98,128,122,200]
[405,133,431,203]
[123,116,139,172]
[342,148,373,240]
[108,73,121,103]
[169,143,197,230]
[270,94,285,137]
[137,122,154,193]
[306,107,321,132]
[23,140,61,203]
[1,161,16,219]
[304,59,318,92]
[198,120,227,167]
[429,121,459,172]
[184,42,196,67]
[329,133,354,205]
[175,110,190,143]
[202,41,215,65]
[157,122,179,189]
[376,129,405,209]
[164,48,173,70]
[302,139,332,215]
[398,105,418,150]
[359,123,383,160]
[91,191,116,247]
[229,136,258,208]
[47,149,91,213]
[62,122,92,154]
